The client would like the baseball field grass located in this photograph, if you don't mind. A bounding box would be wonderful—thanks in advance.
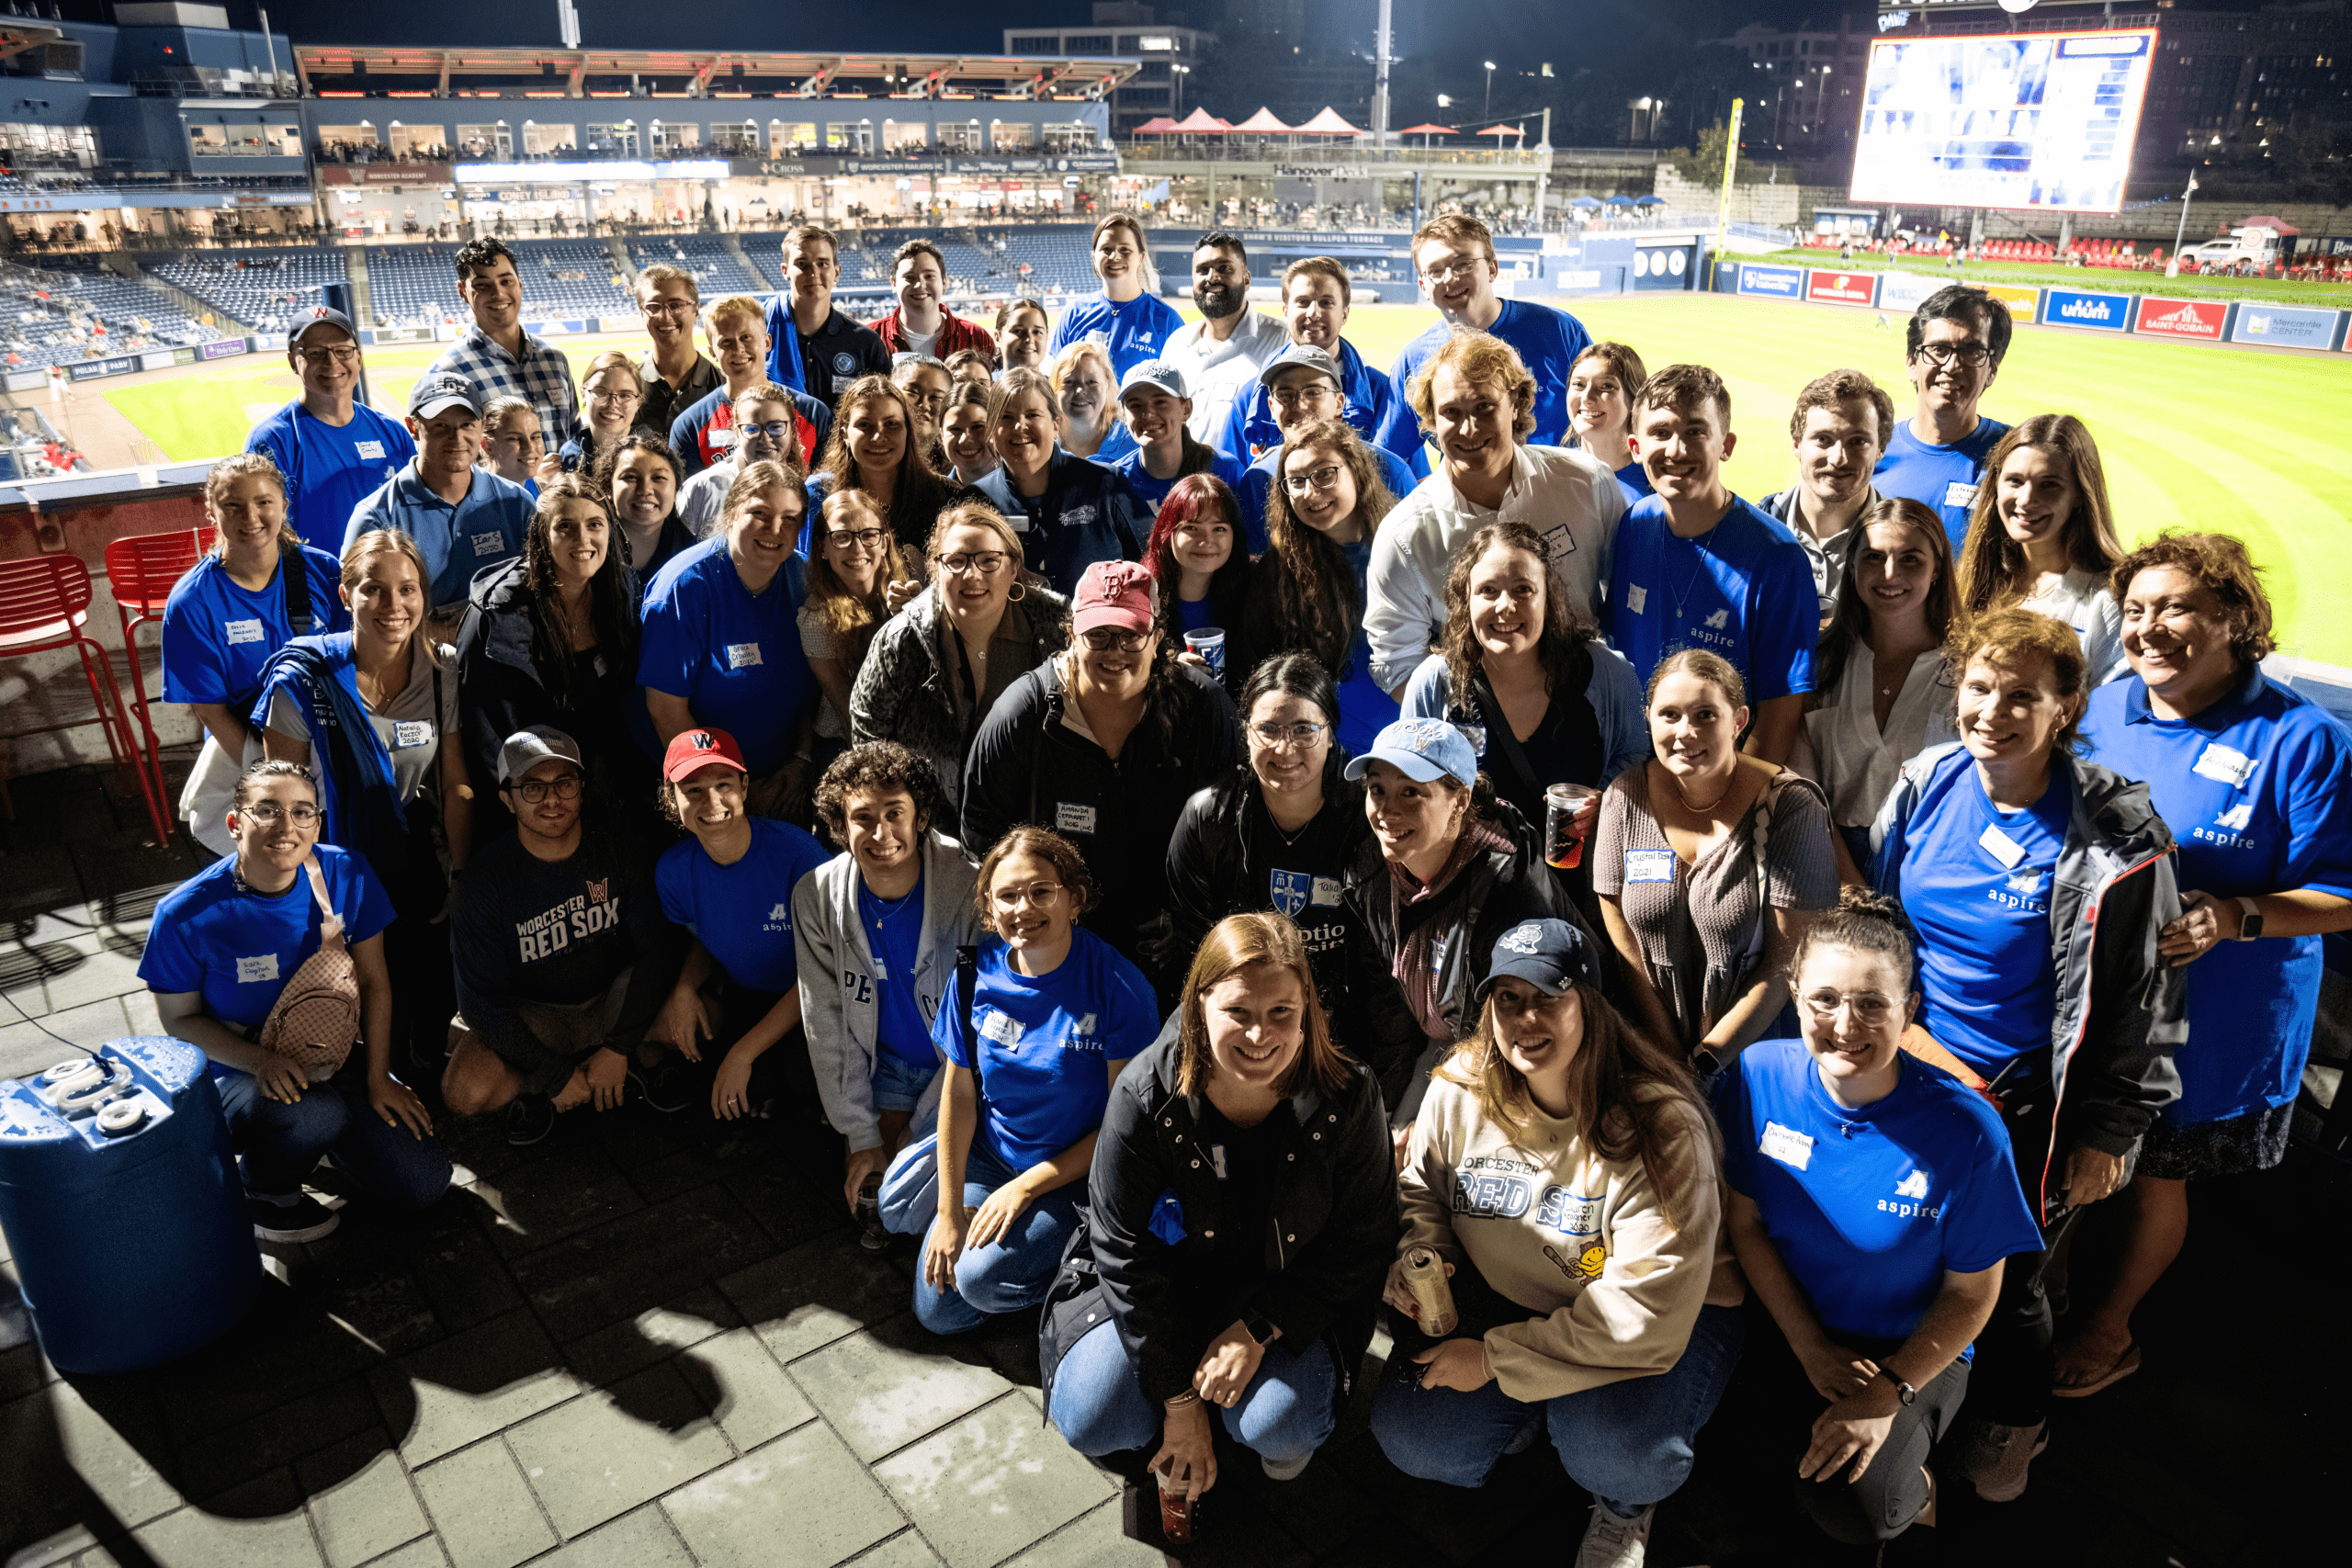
[101,291,2352,662]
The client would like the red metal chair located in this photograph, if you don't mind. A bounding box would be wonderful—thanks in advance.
[104,526,215,842]
[0,554,174,845]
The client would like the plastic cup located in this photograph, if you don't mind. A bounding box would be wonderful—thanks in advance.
[1182,627,1226,681]
[1545,783,1600,872]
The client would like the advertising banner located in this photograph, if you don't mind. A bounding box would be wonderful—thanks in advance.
[66,355,141,382]
[1806,269,1880,307]
[2131,297,2230,341]
[2041,288,2131,331]
[1876,271,1944,312]
[2230,305,2343,350]
[1736,264,1804,299]
[363,327,436,345]
[200,339,251,361]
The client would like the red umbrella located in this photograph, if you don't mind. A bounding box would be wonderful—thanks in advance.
[1476,123,1526,138]
[1396,122,1455,152]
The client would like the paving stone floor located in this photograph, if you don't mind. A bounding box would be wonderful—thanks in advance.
[0,761,2343,1568]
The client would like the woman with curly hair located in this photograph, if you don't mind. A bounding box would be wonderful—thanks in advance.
[802,372,979,558]
[801,489,920,773]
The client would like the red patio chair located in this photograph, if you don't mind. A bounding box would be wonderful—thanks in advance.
[0,554,173,844]
[105,526,215,841]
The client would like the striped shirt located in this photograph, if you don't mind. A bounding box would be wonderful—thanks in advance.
[425,325,577,451]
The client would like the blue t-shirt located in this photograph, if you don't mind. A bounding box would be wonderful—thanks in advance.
[1716,1039,2044,1342]
[972,449,1150,599]
[1047,292,1189,380]
[159,547,347,712]
[1602,494,1818,701]
[859,873,936,1069]
[1391,297,1592,448]
[1171,593,1218,636]
[1223,336,1430,479]
[1614,459,1655,507]
[1891,751,2073,1076]
[245,400,417,558]
[1236,445,1419,558]
[1873,417,2010,549]
[636,536,817,777]
[1109,444,1250,521]
[343,464,533,614]
[933,927,1158,1170]
[2082,671,2352,1124]
[1331,536,1398,756]
[139,845,397,1037]
[655,817,830,994]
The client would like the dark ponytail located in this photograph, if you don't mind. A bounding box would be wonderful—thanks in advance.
[1789,886,1918,994]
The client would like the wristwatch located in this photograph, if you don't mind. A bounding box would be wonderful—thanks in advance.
[1875,1369,1918,1406]
[2233,897,2265,941]
[1240,1310,1278,1348]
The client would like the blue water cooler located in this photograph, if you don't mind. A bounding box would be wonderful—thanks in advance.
[0,1037,261,1374]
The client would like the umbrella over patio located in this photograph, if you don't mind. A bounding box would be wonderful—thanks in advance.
[1229,107,1294,134]
[1292,106,1367,136]
[1132,117,1180,135]
[1168,107,1233,133]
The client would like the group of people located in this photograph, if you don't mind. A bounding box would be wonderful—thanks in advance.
[135,213,2352,1566]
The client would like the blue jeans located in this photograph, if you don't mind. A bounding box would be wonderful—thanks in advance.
[215,1061,453,1212]
[876,1134,1082,1335]
[1370,1303,1744,1517]
[870,1051,937,1116]
[1047,1316,1340,1466]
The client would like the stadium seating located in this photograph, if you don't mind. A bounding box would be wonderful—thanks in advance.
[363,243,467,326]
[627,235,766,299]
[365,240,633,328]
[148,247,350,333]
[0,258,227,370]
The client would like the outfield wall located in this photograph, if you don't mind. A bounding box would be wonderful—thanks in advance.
[1711,262,2352,354]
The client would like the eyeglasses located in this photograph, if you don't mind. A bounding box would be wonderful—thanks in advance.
[588,389,642,407]
[936,550,1009,576]
[1914,341,1993,368]
[296,346,359,367]
[991,881,1065,910]
[827,527,887,549]
[505,773,583,804]
[1079,627,1149,653]
[240,802,321,827]
[1249,719,1328,750]
[739,421,795,440]
[641,299,698,318]
[1283,463,1344,496]
[1269,385,1338,410]
[1419,255,1487,284]
[1799,988,1899,1025]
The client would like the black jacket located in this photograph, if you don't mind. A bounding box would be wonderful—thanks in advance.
[1161,769,1426,1096]
[1038,1040,1398,1410]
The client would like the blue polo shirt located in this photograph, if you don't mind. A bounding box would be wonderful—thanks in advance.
[1222,336,1431,479]
[1236,445,1420,558]
[159,547,347,712]
[245,400,416,558]
[140,845,396,1037]
[934,927,1158,1169]
[636,536,816,777]
[1109,444,1250,522]
[2082,670,2352,1124]
[1391,297,1592,448]
[859,874,936,1070]
[1602,494,1817,701]
[972,449,1150,598]
[343,464,533,614]
[1885,748,2073,1077]
[656,817,830,995]
[1873,417,2010,549]
[1717,1039,2043,1342]
[1047,292,1189,380]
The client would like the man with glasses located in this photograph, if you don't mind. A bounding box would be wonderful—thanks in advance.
[1390,214,1592,449]
[765,224,891,409]
[345,374,533,622]
[443,727,690,1146]
[869,239,995,363]
[1234,344,1419,555]
[423,238,577,455]
[677,383,802,536]
[1223,256,1426,478]
[1872,286,2013,547]
[1162,231,1285,450]
[672,295,832,479]
[245,306,414,557]
[633,263,721,441]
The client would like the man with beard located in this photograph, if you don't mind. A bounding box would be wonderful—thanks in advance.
[1760,369,1895,626]
[1162,231,1284,451]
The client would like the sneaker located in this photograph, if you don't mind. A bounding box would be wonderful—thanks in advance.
[249,1194,339,1244]
[629,1059,693,1114]
[1260,1450,1313,1481]
[505,1093,555,1146]
[855,1172,889,1253]
[1955,1418,2049,1503]
[1574,1502,1654,1568]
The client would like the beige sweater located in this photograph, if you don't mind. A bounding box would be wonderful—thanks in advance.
[1399,1071,1745,1404]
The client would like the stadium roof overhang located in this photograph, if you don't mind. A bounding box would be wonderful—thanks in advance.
[290,46,1139,103]
[0,20,64,66]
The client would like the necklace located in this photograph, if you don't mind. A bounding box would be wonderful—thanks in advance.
[1668,769,1734,815]
[1666,531,1712,626]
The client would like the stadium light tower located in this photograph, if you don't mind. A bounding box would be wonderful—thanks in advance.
[557,0,580,50]
[1371,0,1394,149]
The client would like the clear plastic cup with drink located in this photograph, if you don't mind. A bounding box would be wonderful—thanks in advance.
[1544,783,1600,871]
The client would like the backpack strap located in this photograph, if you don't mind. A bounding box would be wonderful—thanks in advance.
[300,852,345,947]
[955,943,985,1103]
[280,546,315,634]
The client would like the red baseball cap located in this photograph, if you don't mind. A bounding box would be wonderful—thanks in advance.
[1071,559,1155,635]
[662,727,748,783]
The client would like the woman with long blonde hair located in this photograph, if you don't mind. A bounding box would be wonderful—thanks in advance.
[1955,413,2127,684]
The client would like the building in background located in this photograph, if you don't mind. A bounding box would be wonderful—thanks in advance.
[1006,4,1216,138]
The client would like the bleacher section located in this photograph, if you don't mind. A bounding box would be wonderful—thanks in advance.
[363,241,635,328]
[364,243,465,326]
[148,247,350,333]
[839,224,1097,305]
[0,258,226,370]
[627,236,765,300]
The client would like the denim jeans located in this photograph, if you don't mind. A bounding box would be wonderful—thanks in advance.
[876,1133,1082,1335]
[1047,1315,1340,1466]
[1370,1302,1745,1517]
[215,1060,453,1212]
[869,1051,937,1116]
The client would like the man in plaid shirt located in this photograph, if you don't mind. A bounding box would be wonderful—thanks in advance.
[423,238,577,453]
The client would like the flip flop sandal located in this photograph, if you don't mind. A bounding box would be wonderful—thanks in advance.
[2052,1340,2141,1397]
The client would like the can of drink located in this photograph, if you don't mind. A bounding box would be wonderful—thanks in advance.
[1158,1468,1196,1542]
[1182,627,1226,681]
[1401,1245,1458,1336]
[1544,783,1600,872]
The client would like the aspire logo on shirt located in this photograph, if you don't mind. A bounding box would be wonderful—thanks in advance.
[512,886,626,962]
[1879,1168,1941,1220]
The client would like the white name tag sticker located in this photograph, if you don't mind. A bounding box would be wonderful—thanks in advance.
[224,618,264,646]
[355,440,386,460]
[711,428,736,448]
[1760,1121,1814,1170]
[1977,823,2027,869]
[978,1009,1023,1045]
[1942,480,1979,512]
[469,530,505,557]
[1625,849,1677,884]
[868,955,887,980]
[1624,583,1648,615]
[725,642,763,670]
[235,953,279,984]
[2192,742,2256,788]
[391,719,435,750]
[1056,801,1098,835]
[1310,875,1343,908]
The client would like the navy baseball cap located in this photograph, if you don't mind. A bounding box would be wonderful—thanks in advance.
[1476,919,1598,1005]
[1342,717,1478,789]
[1258,343,1343,391]
[407,372,482,421]
[287,305,357,350]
